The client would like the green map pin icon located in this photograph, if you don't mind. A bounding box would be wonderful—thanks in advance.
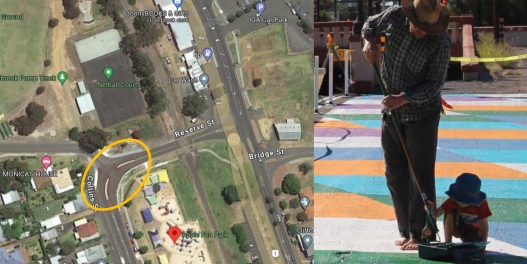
[104,67,114,81]
[58,71,67,85]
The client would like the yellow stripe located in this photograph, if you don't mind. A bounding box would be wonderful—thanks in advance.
[451,53,527,62]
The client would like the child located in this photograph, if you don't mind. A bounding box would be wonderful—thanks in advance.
[426,173,492,248]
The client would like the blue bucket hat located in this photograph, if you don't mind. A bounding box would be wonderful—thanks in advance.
[445,173,487,206]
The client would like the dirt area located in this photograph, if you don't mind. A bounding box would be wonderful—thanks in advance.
[257,118,272,140]
[272,163,290,189]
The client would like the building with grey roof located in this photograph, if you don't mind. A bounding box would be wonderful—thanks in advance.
[41,229,59,241]
[0,191,20,205]
[77,81,87,94]
[155,0,195,51]
[274,119,302,141]
[76,244,106,264]
[75,93,96,114]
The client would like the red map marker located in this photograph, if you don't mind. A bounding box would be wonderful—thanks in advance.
[167,226,181,244]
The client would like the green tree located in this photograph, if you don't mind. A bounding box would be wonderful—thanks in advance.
[221,184,240,205]
[61,242,76,255]
[239,243,250,253]
[36,86,46,95]
[69,127,80,141]
[227,15,237,23]
[128,0,136,5]
[133,16,163,47]
[298,162,313,175]
[274,187,282,196]
[120,34,139,55]
[46,242,57,255]
[11,116,37,136]
[140,74,156,91]
[265,196,272,204]
[48,18,59,28]
[26,102,47,125]
[231,223,247,245]
[296,212,307,222]
[139,246,148,254]
[279,200,288,210]
[0,207,17,219]
[130,51,154,78]
[287,224,298,236]
[63,6,81,19]
[145,87,167,117]
[181,93,208,118]
[284,213,291,221]
[133,231,144,239]
[289,198,299,209]
[78,127,110,154]
[282,173,301,195]
[269,207,276,214]
[252,78,262,87]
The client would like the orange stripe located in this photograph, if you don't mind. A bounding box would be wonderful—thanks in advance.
[452,105,527,111]
[439,129,527,139]
[315,120,367,129]
[315,160,527,179]
[315,193,396,219]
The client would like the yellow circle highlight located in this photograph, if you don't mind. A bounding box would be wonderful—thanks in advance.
[80,138,152,211]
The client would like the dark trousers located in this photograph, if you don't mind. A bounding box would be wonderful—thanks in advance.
[381,112,440,241]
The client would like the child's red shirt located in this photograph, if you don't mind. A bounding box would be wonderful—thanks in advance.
[440,198,492,229]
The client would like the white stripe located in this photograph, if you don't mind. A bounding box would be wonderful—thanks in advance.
[315,137,381,148]
[342,99,527,106]
[314,217,527,256]
[474,94,527,98]
[326,109,382,115]
[496,163,527,174]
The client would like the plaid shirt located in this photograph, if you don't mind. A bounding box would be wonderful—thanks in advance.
[362,6,451,123]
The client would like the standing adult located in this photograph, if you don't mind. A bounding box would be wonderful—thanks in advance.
[361,0,451,250]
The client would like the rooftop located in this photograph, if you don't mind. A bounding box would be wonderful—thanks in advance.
[75,93,96,114]
[74,29,121,63]
[0,191,20,205]
[77,221,98,238]
[51,168,74,194]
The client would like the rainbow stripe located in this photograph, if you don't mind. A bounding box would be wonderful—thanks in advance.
[314,94,527,261]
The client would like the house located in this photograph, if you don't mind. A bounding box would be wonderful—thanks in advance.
[74,221,100,242]
[274,119,302,141]
[40,215,62,230]
[49,255,62,264]
[0,191,20,205]
[51,168,74,194]
[75,244,106,264]
[41,229,59,241]
[63,194,88,214]
[0,246,30,264]
[158,254,169,264]
[149,230,161,247]
[31,175,53,192]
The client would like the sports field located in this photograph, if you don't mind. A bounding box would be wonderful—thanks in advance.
[0,0,49,115]
[314,94,527,263]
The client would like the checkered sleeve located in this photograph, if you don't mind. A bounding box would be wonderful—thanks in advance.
[361,6,398,40]
[405,34,452,105]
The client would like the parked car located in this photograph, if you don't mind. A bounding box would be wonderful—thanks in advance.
[164,57,170,64]
[276,213,282,222]
[167,34,172,41]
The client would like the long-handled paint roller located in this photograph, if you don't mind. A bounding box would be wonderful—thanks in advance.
[372,62,440,241]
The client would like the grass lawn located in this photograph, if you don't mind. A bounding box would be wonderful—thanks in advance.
[106,114,163,141]
[240,24,313,143]
[196,140,246,263]
[0,0,49,115]
[22,238,44,260]
[27,187,55,208]
[33,199,64,222]
[165,160,221,263]
[58,229,76,246]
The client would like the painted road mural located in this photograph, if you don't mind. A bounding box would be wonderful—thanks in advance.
[314,94,527,263]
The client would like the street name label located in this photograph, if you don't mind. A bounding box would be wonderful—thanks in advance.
[174,120,216,138]
[97,81,141,88]
[0,75,57,82]
[85,175,99,208]
[248,148,284,160]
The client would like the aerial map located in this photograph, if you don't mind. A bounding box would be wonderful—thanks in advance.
[0,0,314,263]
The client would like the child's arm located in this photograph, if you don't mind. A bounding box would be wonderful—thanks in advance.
[425,201,445,219]
[480,217,489,243]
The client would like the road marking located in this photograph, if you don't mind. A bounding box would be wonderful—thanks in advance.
[117,159,136,168]
[223,64,229,68]
[105,178,110,200]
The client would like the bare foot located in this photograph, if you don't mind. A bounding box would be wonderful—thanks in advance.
[394,237,410,246]
[401,238,419,250]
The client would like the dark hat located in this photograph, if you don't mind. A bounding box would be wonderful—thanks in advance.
[402,0,450,35]
[445,173,487,206]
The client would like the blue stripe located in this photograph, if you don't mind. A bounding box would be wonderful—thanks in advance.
[350,120,527,130]
[480,115,527,123]
[314,147,481,162]
[449,149,527,163]
[438,139,527,150]
[314,176,527,199]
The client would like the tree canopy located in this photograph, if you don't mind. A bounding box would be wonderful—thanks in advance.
[221,184,240,205]
[282,173,301,195]
[181,93,208,118]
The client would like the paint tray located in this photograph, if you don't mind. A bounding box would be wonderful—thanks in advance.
[418,242,488,262]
